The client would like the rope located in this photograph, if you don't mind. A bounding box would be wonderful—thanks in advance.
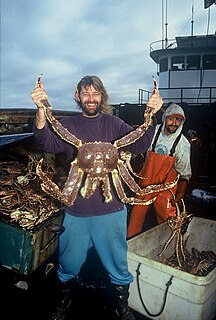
[135,262,173,317]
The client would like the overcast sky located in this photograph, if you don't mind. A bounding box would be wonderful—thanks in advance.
[1,0,216,111]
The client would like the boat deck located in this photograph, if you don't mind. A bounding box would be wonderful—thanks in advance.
[1,186,215,320]
[1,109,215,319]
[1,247,149,320]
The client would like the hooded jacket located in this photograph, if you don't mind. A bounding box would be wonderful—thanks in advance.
[149,103,192,181]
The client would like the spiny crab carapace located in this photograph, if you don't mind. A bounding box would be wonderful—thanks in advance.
[35,77,179,206]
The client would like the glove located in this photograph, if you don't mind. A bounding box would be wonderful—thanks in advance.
[171,179,188,206]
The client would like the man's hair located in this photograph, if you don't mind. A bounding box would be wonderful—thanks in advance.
[75,75,112,114]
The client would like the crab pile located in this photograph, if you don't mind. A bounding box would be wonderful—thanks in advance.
[162,245,216,276]
[0,156,63,229]
[159,198,216,276]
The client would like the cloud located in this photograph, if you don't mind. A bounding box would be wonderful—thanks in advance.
[1,0,216,110]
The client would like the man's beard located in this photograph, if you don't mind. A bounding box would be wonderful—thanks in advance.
[166,125,178,134]
[81,102,100,117]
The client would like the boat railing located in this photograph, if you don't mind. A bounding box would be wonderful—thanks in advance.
[138,86,216,106]
[150,38,177,52]
[0,108,80,136]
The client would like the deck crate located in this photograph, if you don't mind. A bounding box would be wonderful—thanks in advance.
[127,217,216,320]
[0,211,64,275]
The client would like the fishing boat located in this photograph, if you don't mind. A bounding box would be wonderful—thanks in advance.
[1,2,216,320]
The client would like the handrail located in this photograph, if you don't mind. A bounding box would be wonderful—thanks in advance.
[149,38,177,52]
[138,86,216,106]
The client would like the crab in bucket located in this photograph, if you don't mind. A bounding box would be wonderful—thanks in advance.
[35,76,178,206]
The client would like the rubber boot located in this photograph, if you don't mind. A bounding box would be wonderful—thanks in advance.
[49,278,75,320]
[113,284,136,320]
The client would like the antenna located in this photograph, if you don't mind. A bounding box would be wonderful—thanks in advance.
[191,3,194,36]
[165,0,168,48]
[162,0,164,49]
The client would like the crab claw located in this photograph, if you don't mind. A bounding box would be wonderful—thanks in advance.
[152,75,159,94]
[36,73,43,87]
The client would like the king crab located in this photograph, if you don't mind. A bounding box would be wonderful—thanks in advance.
[35,77,179,206]
[159,194,193,267]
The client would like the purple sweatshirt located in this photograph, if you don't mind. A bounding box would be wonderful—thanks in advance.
[33,112,156,217]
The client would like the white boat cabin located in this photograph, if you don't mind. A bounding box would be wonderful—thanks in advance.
[149,34,216,105]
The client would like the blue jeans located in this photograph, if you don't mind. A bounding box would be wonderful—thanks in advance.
[57,206,133,285]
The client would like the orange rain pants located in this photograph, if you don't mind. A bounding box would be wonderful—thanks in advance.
[127,150,178,238]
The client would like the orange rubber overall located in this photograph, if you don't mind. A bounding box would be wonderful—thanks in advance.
[127,150,178,238]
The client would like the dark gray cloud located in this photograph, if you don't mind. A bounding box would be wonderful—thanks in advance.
[1,0,215,111]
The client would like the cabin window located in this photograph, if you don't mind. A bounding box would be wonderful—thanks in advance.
[159,57,168,72]
[171,56,184,70]
[203,54,216,69]
[186,55,201,69]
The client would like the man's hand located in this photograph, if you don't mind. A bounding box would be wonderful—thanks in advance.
[31,75,48,128]
[31,75,49,109]
[170,179,188,206]
[146,77,163,114]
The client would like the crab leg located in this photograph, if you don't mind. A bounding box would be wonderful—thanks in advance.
[117,160,179,195]
[152,75,159,94]
[120,151,147,180]
[114,107,152,149]
[136,176,179,196]
[80,175,98,199]
[36,158,84,206]
[36,75,82,149]
[81,175,113,203]
[36,158,68,204]
[117,160,144,194]
[101,176,113,202]
[111,169,156,205]
[41,100,82,149]
[176,232,184,267]
[62,159,84,205]
[159,231,177,257]
[114,77,159,149]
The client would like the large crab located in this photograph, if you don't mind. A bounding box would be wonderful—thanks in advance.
[159,194,193,267]
[35,77,178,206]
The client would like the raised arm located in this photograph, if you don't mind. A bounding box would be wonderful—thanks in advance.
[30,75,48,129]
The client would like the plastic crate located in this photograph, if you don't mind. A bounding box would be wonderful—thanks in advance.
[127,217,216,320]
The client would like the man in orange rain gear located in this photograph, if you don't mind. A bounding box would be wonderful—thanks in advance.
[127,103,192,238]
